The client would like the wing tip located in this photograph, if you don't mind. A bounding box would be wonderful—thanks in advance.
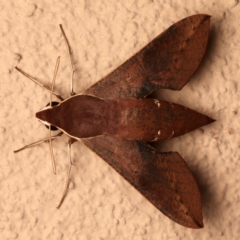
[207,116,216,125]
[197,220,204,229]
[172,207,204,229]
[188,216,204,229]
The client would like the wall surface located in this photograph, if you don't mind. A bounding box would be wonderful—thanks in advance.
[1,0,239,239]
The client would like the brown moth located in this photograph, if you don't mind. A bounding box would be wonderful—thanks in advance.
[15,14,213,229]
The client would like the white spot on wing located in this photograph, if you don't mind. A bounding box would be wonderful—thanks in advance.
[154,99,160,108]
[152,136,158,141]
[167,130,175,139]
[152,130,161,141]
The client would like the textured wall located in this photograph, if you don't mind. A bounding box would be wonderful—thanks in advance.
[1,0,239,239]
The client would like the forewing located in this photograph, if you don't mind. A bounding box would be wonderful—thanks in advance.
[82,135,203,228]
[84,14,210,100]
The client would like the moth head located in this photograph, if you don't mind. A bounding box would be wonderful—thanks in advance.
[36,101,59,131]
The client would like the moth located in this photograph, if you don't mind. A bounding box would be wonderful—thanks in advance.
[15,14,213,229]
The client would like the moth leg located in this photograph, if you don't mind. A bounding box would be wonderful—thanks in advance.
[14,132,63,153]
[59,24,76,96]
[49,56,61,175]
[15,67,63,101]
[56,138,76,208]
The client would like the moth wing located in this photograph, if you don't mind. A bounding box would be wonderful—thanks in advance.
[84,14,210,100]
[82,135,203,228]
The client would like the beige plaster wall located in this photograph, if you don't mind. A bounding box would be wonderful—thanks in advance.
[0,0,239,239]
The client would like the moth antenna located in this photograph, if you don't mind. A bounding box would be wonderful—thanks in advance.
[56,138,75,209]
[59,24,76,96]
[49,56,61,175]
[15,67,64,101]
[13,132,63,153]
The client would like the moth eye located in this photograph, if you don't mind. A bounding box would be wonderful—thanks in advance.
[45,124,58,131]
[45,101,59,131]
[46,101,59,107]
